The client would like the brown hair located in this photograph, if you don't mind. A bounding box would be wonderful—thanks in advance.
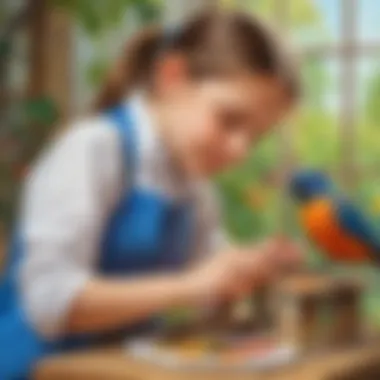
[93,10,300,111]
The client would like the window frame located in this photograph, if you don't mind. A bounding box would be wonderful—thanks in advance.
[274,0,380,188]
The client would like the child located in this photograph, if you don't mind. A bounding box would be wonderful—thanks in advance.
[0,10,302,379]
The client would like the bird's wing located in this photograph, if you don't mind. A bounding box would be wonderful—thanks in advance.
[336,197,380,262]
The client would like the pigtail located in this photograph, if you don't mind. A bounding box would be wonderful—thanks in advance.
[93,26,163,111]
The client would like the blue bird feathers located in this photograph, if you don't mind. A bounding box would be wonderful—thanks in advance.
[289,170,380,263]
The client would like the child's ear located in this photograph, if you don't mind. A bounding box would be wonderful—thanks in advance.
[154,54,189,94]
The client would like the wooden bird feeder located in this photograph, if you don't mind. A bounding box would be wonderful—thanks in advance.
[273,273,363,353]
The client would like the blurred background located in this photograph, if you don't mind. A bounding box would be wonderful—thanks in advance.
[1,0,380,325]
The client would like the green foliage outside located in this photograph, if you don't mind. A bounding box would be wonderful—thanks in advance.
[365,66,380,126]
[52,0,163,35]
[53,0,164,87]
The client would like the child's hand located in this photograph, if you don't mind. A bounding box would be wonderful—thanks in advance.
[184,246,279,304]
[258,235,305,273]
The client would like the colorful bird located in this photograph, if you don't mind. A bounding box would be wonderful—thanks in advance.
[289,170,380,263]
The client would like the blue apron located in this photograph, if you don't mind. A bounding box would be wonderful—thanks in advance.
[0,104,194,379]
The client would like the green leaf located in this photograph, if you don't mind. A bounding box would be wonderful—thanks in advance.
[365,66,380,125]
[23,97,59,126]
[51,0,162,36]
[0,40,12,58]
[86,58,110,86]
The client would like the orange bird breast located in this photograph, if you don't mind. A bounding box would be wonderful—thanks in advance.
[300,199,371,262]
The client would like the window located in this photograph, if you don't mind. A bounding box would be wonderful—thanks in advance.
[220,0,380,224]
[221,0,380,326]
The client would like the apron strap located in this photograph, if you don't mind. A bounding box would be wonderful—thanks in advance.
[106,104,138,186]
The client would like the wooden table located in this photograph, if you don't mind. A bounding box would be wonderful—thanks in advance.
[35,341,380,380]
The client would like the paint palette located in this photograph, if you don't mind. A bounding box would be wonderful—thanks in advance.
[124,333,298,371]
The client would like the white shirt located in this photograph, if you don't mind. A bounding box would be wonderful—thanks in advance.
[18,95,226,339]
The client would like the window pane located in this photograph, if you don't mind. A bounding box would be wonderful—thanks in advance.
[356,56,380,171]
[288,0,341,45]
[356,56,380,200]
[358,0,380,43]
[294,57,340,168]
